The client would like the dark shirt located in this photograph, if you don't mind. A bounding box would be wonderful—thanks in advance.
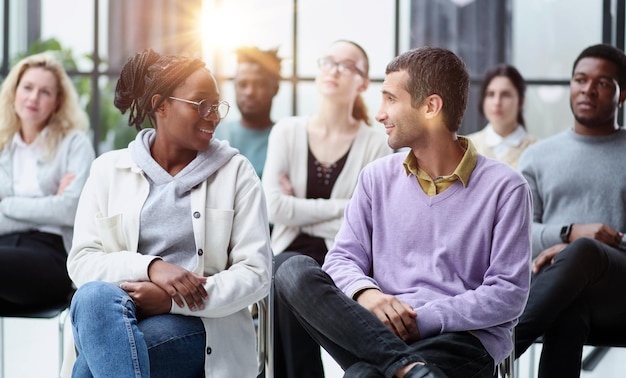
[284,146,350,264]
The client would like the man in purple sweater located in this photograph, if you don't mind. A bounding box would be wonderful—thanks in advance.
[274,47,532,378]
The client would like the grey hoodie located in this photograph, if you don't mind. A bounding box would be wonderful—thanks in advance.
[129,128,237,270]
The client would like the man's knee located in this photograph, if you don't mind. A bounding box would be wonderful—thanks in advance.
[275,255,318,300]
[557,238,606,265]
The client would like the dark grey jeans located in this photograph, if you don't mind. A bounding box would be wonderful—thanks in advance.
[274,255,494,378]
[515,238,626,378]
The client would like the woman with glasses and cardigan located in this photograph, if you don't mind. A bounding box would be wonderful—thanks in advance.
[262,40,392,378]
[65,49,272,377]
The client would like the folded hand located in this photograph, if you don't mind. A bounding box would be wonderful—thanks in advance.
[147,259,208,311]
[356,288,420,343]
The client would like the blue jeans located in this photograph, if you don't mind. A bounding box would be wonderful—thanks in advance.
[274,255,494,378]
[70,281,205,378]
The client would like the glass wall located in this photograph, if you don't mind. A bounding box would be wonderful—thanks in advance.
[0,0,623,155]
[41,0,95,71]
[206,0,409,135]
[202,0,296,127]
[512,0,604,139]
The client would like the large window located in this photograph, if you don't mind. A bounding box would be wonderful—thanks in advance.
[204,0,409,136]
[0,0,623,155]
[513,0,606,138]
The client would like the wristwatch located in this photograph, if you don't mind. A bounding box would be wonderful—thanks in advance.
[560,224,573,243]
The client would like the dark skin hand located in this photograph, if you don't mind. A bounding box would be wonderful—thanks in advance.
[120,281,172,319]
[356,288,420,343]
[533,223,623,273]
[532,243,567,274]
[570,223,623,247]
[147,259,208,311]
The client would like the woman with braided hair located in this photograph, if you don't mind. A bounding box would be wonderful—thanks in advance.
[65,49,272,377]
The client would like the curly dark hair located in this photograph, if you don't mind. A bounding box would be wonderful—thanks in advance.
[234,46,282,80]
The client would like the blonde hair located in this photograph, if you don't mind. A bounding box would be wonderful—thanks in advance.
[0,52,89,153]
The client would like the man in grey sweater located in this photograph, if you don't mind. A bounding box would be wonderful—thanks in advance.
[514,43,626,378]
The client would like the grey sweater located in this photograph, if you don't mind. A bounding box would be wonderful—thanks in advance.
[518,127,626,257]
[0,130,95,250]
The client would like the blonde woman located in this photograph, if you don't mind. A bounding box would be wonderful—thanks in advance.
[0,52,94,312]
[263,40,392,378]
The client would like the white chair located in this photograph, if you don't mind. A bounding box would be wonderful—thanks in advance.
[0,298,72,378]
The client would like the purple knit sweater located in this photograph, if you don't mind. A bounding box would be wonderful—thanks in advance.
[322,152,532,364]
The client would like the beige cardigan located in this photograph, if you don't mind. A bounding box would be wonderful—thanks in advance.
[262,116,392,254]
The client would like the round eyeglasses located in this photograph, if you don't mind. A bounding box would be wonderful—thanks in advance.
[169,96,230,120]
[317,57,366,77]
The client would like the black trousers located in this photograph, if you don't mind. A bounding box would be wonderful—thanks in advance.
[515,238,626,378]
[273,251,325,378]
[0,231,73,312]
[275,255,494,378]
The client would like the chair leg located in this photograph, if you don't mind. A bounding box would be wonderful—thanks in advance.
[497,341,515,377]
[256,299,267,376]
[528,343,537,378]
[58,308,70,377]
[495,329,515,378]
[581,346,611,371]
[255,258,275,378]
[266,283,274,378]
[1,317,4,378]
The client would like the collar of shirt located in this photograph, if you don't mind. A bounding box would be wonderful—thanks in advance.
[10,127,49,151]
[484,123,527,148]
[403,136,478,196]
[11,128,50,197]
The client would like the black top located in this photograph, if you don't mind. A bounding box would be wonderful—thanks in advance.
[284,145,350,265]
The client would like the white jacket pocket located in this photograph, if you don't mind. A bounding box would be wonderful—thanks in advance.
[95,213,129,252]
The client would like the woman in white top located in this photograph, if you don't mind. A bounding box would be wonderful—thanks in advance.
[468,63,538,168]
[263,40,392,378]
[0,52,94,313]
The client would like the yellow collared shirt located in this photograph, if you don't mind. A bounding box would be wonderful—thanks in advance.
[402,136,478,196]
